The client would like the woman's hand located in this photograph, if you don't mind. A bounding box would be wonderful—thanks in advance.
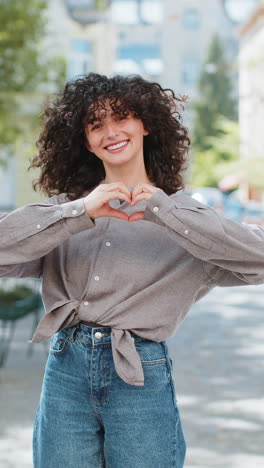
[129,184,161,222]
[84,182,132,221]
[84,182,160,222]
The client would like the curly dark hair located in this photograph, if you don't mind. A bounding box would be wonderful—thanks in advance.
[29,73,191,199]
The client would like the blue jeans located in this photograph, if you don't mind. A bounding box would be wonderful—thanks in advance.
[33,324,186,467]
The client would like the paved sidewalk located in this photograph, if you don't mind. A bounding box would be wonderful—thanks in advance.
[168,284,264,468]
[0,284,264,467]
[0,321,47,468]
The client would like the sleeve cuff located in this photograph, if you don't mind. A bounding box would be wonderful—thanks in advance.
[61,198,95,235]
[143,189,176,225]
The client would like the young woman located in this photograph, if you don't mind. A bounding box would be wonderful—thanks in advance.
[1,73,264,468]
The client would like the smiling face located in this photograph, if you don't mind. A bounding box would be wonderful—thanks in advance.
[84,101,149,171]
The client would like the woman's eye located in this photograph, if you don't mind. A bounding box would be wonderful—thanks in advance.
[91,123,102,130]
[117,115,127,121]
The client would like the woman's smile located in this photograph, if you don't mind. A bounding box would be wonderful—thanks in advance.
[104,139,129,153]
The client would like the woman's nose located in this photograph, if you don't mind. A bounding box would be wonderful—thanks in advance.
[105,122,119,139]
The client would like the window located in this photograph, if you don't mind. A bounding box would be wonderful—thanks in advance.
[182,57,199,85]
[182,9,201,30]
[68,39,92,79]
[111,0,163,25]
[141,0,163,24]
[70,39,91,54]
[112,0,137,24]
[114,43,162,76]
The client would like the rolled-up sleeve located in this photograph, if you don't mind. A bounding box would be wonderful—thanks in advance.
[144,190,264,285]
[0,196,95,267]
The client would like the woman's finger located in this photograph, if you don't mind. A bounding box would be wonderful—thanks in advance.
[84,187,131,219]
[130,193,152,205]
[131,184,149,196]
[102,182,131,200]
[128,211,145,222]
[106,206,129,221]
[104,190,131,205]
[131,185,160,205]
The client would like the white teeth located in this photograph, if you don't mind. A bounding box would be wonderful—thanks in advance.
[106,141,127,150]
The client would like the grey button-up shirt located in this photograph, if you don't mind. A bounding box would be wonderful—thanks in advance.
[1,181,264,386]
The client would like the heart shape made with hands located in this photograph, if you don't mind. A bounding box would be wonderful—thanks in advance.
[85,183,161,222]
[121,184,160,222]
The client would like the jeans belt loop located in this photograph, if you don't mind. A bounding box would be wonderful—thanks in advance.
[68,324,79,342]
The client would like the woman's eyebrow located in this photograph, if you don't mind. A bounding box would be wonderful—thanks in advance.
[87,108,127,124]
[110,109,129,117]
[86,116,101,124]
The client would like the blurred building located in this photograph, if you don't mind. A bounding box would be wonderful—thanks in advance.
[46,0,163,81]
[161,0,240,97]
[110,0,163,79]
[239,5,264,200]
[2,0,258,208]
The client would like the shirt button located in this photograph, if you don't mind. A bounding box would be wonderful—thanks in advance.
[105,242,111,247]
[95,332,102,339]
[72,210,78,215]
[36,224,41,229]
[83,301,89,306]
[153,206,159,212]
[184,229,189,235]
[94,276,100,281]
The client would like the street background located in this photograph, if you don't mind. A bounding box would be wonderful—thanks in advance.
[1,1,264,467]
[1,284,263,468]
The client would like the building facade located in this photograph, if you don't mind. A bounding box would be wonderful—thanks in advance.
[162,0,238,98]
[239,6,264,200]
[2,0,252,208]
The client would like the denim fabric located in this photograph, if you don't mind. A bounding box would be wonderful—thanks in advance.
[33,324,186,468]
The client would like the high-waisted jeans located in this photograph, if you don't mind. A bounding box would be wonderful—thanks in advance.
[33,324,186,467]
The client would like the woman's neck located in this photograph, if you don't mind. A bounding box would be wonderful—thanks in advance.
[103,171,153,187]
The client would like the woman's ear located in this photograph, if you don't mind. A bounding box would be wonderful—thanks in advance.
[143,128,149,136]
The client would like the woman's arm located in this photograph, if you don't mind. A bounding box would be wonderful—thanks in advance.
[0,257,44,279]
[143,190,264,285]
[0,195,95,269]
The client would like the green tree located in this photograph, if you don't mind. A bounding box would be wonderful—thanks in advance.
[0,0,66,158]
[192,34,237,153]
[190,117,239,187]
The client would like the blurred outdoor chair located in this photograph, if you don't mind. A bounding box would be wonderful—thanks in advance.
[0,279,46,367]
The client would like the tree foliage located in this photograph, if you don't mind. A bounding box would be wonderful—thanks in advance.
[0,0,66,154]
[190,34,239,187]
[192,34,237,152]
[190,117,239,187]
[0,0,47,92]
